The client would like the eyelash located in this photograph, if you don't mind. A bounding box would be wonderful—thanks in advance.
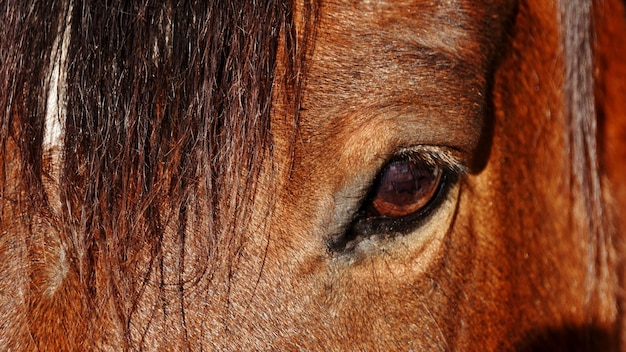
[328,149,463,252]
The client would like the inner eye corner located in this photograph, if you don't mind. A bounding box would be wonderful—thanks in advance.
[328,147,463,254]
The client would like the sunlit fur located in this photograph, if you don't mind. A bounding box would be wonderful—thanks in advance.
[1,0,626,350]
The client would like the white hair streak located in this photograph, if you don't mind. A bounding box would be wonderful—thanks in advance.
[44,0,72,154]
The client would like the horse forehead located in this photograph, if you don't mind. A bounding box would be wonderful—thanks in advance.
[318,0,515,50]
[292,1,516,160]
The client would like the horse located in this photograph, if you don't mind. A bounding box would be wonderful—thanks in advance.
[1,0,626,350]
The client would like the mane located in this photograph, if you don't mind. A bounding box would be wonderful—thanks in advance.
[0,0,314,345]
[559,0,617,327]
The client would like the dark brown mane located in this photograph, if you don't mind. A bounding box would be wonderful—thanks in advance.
[1,0,315,346]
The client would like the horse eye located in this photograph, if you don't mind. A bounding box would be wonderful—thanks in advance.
[330,152,455,252]
[367,160,442,218]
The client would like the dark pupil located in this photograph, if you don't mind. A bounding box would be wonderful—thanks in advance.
[371,160,441,217]
[379,162,432,203]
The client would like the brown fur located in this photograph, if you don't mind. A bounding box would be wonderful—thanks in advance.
[1,0,626,350]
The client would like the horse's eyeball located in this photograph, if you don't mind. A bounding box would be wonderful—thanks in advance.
[368,160,442,218]
[330,149,459,253]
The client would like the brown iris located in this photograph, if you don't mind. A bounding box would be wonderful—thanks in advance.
[369,159,442,218]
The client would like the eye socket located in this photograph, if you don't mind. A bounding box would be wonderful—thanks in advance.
[329,149,460,253]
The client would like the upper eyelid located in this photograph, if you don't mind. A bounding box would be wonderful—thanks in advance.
[389,146,468,176]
